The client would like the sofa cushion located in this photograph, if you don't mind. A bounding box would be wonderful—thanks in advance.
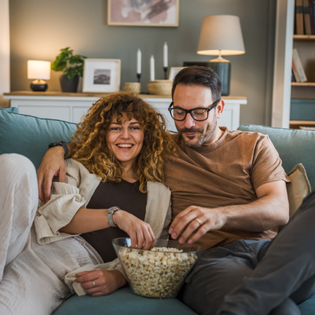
[1,107,18,113]
[298,293,315,314]
[53,286,197,315]
[287,164,311,217]
[0,110,76,169]
[237,125,315,189]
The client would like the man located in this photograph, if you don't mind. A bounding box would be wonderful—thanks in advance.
[37,66,315,315]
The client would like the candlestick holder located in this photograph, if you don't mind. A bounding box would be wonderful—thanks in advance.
[163,67,168,80]
[137,73,141,83]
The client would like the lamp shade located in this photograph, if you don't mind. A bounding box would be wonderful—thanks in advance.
[197,15,245,56]
[27,60,51,80]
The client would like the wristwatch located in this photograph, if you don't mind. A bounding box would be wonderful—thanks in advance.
[107,206,121,227]
[48,141,69,159]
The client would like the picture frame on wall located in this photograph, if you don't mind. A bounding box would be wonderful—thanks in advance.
[107,0,179,27]
[169,67,185,81]
[83,59,121,93]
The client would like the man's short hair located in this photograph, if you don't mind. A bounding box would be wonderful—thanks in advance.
[172,66,222,102]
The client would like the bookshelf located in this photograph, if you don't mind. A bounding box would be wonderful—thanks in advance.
[290,12,315,130]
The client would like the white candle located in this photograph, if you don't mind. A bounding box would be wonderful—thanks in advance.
[137,49,141,74]
[163,42,168,68]
[150,55,155,81]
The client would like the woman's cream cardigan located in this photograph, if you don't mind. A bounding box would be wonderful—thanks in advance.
[34,159,172,295]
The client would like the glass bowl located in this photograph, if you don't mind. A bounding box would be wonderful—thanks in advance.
[112,237,204,299]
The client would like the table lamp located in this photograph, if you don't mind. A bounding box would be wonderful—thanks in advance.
[197,15,245,96]
[27,60,51,92]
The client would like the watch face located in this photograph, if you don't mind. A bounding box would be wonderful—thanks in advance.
[109,206,120,214]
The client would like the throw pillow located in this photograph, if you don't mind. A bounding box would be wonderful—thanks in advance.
[286,163,311,217]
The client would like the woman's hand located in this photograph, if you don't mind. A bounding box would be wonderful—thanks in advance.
[76,270,127,297]
[113,210,156,249]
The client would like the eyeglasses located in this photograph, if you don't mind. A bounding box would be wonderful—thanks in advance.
[168,100,220,121]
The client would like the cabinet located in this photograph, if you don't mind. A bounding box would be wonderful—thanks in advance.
[290,35,315,129]
[3,92,247,131]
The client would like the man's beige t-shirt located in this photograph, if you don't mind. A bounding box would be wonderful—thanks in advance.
[164,127,289,250]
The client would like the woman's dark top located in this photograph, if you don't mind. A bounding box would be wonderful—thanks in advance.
[81,179,147,263]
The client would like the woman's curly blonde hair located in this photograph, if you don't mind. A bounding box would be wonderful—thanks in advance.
[71,92,176,193]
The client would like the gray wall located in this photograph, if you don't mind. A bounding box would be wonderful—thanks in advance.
[9,0,276,126]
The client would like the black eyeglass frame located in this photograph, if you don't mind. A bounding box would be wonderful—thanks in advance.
[168,100,220,121]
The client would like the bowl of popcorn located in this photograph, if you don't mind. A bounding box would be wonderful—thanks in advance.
[112,237,203,299]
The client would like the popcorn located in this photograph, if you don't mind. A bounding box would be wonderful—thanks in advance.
[118,246,197,298]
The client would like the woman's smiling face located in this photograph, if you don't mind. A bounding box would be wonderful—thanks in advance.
[106,113,144,169]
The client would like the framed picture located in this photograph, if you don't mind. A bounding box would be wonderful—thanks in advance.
[107,0,179,27]
[169,67,185,81]
[83,59,121,93]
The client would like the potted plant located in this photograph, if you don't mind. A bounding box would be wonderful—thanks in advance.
[51,47,86,92]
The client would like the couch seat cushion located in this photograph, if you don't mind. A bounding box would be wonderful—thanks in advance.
[298,293,315,315]
[53,287,197,315]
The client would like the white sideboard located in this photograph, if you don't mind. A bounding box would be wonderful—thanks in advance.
[3,92,247,131]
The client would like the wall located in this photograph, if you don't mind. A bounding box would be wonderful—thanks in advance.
[0,0,10,108]
[9,0,276,126]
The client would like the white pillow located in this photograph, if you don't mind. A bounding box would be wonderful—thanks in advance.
[286,163,311,217]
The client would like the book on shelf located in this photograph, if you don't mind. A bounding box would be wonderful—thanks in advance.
[313,0,315,32]
[303,0,312,34]
[296,0,304,34]
[292,59,301,82]
[309,0,315,34]
[292,48,307,82]
[291,68,297,82]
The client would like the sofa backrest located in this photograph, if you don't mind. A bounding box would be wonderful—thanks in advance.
[238,124,315,190]
[0,110,76,169]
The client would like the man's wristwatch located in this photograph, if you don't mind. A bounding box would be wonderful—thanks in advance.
[107,206,121,227]
[48,141,69,159]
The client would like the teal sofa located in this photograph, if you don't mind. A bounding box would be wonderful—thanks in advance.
[0,108,314,314]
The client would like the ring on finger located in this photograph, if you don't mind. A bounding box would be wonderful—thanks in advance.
[93,281,96,287]
[195,218,202,225]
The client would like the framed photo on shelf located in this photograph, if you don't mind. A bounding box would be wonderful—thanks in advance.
[83,59,121,93]
[107,0,179,27]
[169,67,185,81]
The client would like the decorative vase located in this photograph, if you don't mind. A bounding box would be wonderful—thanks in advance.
[59,74,79,93]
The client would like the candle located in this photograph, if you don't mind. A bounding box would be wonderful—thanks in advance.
[163,42,168,68]
[137,49,141,74]
[150,55,155,81]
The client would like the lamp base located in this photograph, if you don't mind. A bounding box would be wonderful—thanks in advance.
[208,59,231,96]
[30,79,48,92]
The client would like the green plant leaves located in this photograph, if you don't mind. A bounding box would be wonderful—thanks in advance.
[51,47,86,78]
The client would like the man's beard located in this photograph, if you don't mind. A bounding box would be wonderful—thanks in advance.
[178,122,217,148]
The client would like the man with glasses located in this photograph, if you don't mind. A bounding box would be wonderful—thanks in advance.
[37,66,315,315]
[163,66,315,315]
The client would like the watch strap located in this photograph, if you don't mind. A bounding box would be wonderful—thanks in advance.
[48,141,69,159]
[107,206,121,227]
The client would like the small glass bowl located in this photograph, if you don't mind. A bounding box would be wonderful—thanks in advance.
[112,237,204,299]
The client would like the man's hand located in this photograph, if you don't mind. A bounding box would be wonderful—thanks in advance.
[76,270,127,297]
[169,181,289,245]
[169,206,226,244]
[37,146,67,203]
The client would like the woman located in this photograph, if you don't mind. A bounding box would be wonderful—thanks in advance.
[0,93,175,314]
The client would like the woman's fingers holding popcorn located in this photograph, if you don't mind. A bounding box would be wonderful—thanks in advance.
[114,210,155,249]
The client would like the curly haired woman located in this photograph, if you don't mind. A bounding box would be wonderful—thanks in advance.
[0,93,175,314]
